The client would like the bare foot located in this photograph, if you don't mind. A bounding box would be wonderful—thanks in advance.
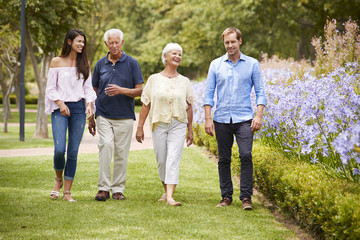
[63,191,76,202]
[158,193,167,202]
[166,198,182,206]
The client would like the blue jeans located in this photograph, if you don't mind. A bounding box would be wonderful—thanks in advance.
[214,120,254,201]
[51,99,86,181]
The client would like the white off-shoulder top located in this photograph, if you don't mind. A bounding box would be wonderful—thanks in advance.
[45,67,96,114]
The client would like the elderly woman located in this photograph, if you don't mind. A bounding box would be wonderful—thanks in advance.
[136,43,194,206]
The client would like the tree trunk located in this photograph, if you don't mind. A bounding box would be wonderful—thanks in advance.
[36,53,53,138]
[0,61,15,133]
[25,27,49,138]
[296,26,307,60]
[296,22,314,60]
[14,68,20,109]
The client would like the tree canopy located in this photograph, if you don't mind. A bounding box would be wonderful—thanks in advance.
[77,0,360,79]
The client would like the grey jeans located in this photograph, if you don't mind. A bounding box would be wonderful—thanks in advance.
[214,120,254,201]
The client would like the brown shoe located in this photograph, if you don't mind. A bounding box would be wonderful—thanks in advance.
[242,198,253,210]
[95,190,110,201]
[112,192,126,200]
[216,197,232,207]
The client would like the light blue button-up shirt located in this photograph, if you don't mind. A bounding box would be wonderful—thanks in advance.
[203,52,267,123]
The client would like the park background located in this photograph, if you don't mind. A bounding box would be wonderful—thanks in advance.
[1,0,360,239]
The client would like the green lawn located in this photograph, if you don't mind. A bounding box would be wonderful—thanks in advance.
[0,104,38,110]
[0,111,52,123]
[0,147,297,239]
[0,125,54,149]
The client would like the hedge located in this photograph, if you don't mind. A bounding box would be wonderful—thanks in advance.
[193,123,360,239]
[0,95,38,104]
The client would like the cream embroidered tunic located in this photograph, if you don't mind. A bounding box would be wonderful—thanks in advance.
[141,73,194,129]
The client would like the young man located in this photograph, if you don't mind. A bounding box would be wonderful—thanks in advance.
[203,27,267,210]
[88,29,143,201]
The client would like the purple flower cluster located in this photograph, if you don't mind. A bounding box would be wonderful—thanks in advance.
[191,62,360,181]
[257,62,360,181]
[191,80,215,124]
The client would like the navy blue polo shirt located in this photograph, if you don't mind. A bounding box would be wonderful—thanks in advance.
[92,51,144,119]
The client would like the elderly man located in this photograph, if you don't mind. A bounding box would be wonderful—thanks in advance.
[203,27,266,210]
[89,28,143,201]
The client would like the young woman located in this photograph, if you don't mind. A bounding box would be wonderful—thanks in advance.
[45,29,96,202]
[136,43,194,206]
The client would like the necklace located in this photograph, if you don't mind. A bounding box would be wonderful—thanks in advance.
[161,71,178,78]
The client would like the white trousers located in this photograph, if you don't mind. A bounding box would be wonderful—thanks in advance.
[96,116,133,193]
[152,118,187,185]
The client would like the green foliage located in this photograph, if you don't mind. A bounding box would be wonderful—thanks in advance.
[0,0,94,54]
[78,0,360,79]
[193,123,218,156]
[252,0,360,60]
[253,143,360,239]
[0,95,38,104]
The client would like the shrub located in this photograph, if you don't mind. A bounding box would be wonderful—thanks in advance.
[253,142,360,239]
[194,124,360,239]
[0,95,38,104]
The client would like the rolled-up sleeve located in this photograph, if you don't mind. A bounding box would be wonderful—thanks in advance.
[252,61,267,106]
[203,61,216,107]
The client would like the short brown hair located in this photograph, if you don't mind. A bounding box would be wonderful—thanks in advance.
[222,27,242,41]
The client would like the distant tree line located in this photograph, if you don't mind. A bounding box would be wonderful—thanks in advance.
[0,0,359,137]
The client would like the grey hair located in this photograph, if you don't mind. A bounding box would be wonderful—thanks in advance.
[161,43,183,66]
[104,29,123,43]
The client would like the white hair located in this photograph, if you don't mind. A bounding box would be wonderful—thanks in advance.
[104,29,123,43]
[161,43,183,66]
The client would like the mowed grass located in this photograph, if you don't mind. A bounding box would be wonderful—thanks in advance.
[0,147,297,239]
[0,111,52,123]
[0,105,50,123]
[0,125,54,149]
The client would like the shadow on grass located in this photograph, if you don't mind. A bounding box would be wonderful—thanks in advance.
[0,148,297,239]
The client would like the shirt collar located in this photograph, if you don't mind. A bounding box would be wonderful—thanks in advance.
[105,51,127,64]
[223,52,245,63]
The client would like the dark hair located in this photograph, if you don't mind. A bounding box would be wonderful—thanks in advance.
[60,29,90,80]
[222,27,242,41]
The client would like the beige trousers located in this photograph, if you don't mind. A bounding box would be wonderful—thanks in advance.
[152,118,187,185]
[96,116,133,193]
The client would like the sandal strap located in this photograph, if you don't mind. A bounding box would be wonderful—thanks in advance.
[55,177,63,181]
[63,191,71,194]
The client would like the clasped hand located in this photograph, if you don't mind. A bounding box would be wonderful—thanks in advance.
[105,84,123,96]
